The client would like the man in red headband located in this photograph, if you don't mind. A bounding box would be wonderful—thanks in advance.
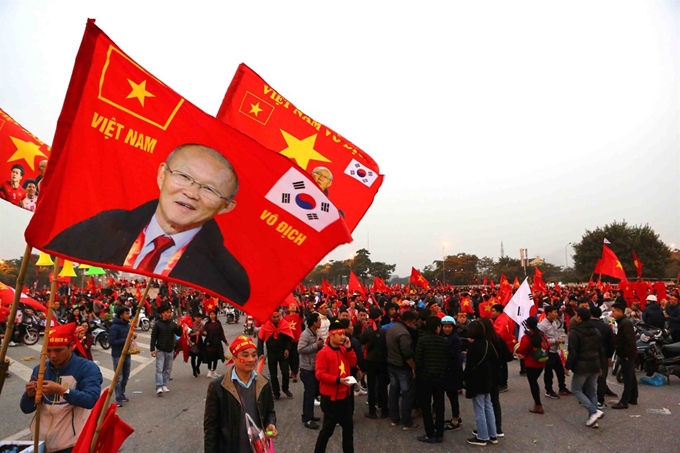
[314,319,357,453]
[204,335,278,452]
[20,323,102,453]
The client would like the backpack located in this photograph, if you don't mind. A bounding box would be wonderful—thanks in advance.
[533,336,550,363]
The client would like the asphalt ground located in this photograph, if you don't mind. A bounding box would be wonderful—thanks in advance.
[2,317,679,453]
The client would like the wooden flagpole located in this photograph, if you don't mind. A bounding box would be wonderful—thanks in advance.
[33,256,62,453]
[90,276,152,452]
[0,243,33,396]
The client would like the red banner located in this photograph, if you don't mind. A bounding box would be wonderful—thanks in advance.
[600,245,627,281]
[0,107,51,211]
[216,64,384,232]
[24,21,351,322]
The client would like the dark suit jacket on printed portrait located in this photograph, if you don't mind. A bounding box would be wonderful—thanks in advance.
[45,200,250,305]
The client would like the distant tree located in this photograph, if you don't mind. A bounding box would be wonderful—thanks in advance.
[492,256,525,281]
[350,248,372,282]
[368,261,396,281]
[572,220,671,280]
[663,249,680,280]
[477,257,495,280]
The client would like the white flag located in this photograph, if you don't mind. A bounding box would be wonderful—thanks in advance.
[344,158,379,187]
[505,278,535,327]
[265,167,341,232]
[603,238,611,244]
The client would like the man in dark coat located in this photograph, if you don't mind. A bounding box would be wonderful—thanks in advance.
[611,301,639,409]
[44,144,250,305]
[590,306,617,407]
[565,308,604,428]
[642,295,665,329]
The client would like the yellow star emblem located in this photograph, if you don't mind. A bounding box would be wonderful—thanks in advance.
[7,136,47,171]
[279,130,331,171]
[126,79,155,107]
[483,304,491,312]
[338,361,346,376]
[289,320,297,331]
[615,261,623,269]
[249,102,263,116]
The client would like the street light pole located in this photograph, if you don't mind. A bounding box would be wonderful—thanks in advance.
[442,242,448,286]
[565,242,572,268]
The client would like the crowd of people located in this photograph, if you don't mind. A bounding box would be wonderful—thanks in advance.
[5,276,679,452]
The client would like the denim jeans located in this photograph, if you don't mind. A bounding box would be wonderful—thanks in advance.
[472,393,497,441]
[388,365,415,427]
[300,368,319,422]
[155,351,174,388]
[112,355,131,403]
[571,372,598,416]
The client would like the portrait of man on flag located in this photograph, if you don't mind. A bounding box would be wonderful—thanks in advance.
[44,143,250,305]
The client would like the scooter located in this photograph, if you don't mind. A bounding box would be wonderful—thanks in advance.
[91,318,110,349]
[12,318,40,346]
[243,316,254,335]
[644,337,680,384]
[225,306,236,324]
[137,307,150,332]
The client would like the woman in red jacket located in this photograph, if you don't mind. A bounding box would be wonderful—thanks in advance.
[515,317,549,414]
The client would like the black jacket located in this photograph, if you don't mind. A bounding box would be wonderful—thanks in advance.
[359,322,381,362]
[204,366,276,453]
[415,332,448,382]
[643,303,666,329]
[45,200,250,306]
[614,316,638,359]
[565,320,602,374]
[150,318,182,353]
[590,319,615,359]
[667,304,680,332]
[463,338,494,398]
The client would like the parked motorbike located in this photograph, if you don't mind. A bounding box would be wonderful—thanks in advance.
[137,308,150,332]
[225,306,236,324]
[243,316,254,335]
[644,335,680,384]
[613,322,671,382]
[12,317,40,346]
[91,318,110,349]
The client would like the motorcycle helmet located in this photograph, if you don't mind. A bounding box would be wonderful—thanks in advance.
[441,315,455,325]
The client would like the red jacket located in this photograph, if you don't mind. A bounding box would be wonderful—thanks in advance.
[516,331,549,369]
[315,342,357,401]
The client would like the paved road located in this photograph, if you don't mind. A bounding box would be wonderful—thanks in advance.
[2,318,679,452]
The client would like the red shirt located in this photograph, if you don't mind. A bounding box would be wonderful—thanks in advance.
[0,182,26,206]
[316,343,357,401]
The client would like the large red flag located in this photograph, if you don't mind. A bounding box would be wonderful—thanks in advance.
[24,21,351,323]
[632,250,643,278]
[600,245,627,281]
[593,258,602,275]
[410,267,430,289]
[478,300,494,318]
[321,278,337,297]
[349,271,367,299]
[0,107,51,211]
[372,276,388,293]
[216,64,384,233]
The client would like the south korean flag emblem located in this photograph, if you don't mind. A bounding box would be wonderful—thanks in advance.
[344,159,378,187]
[266,168,341,232]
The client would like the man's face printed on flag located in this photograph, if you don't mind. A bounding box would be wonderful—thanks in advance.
[155,144,238,235]
[311,167,332,191]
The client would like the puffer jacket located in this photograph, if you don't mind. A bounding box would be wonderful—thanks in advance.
[643,303,666,329]
[109,317,130,358]
[565,320,603,374]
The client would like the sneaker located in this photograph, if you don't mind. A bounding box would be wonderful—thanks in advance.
[417,435,436,444]
[355,387,368,396]
[597,402,607,409]
[467,437,488,446]
[605,389,618,397]
[162,386,170,393]
[365,412,378,419]
[586,410,604,427]
[314,399,321,407]
[558,389,573,396]
[8,341,18,347]
[589,422,599,429]
[402,423,421,431]
[496,430,505,438]
[116,402,123,407]
[156,388,163,396]
[122,396,130,402]
[303,420,320,430]
[545,391,560,399]
[498,385,508,393]
[274,394,281,401]
[489,437,499,445]
[444,421,461,431]
[283,390,293,398]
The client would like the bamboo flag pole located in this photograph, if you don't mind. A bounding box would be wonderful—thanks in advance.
[90,277,152,453]
[0,243,33,396]
[33,257,62,453]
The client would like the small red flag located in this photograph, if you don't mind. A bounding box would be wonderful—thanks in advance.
[512,277,520,289]
[483,275,488,286]
[216,64,384,233]
[409,267,430,289]
[349,271,367,299]
[478,300,493,318]
[460,297,474,314]
[632,250,643,278]
[72,388,134,453]
[24,20,351,323]
[321,278,337,297]
[0,107,51,211]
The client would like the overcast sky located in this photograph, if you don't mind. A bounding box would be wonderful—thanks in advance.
[1,1,678,277]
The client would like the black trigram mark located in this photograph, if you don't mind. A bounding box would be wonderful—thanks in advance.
[307,213,319,220]
[321,202,329,212]
[293,181,305,190]
[282,193,290,203]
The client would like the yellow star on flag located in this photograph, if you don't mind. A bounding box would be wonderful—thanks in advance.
[615,261,623,269]
[279,130,331,171]
[338,361,346,376]
[7,136,47,171]
[126,79,155,107]
[249,102,263,116]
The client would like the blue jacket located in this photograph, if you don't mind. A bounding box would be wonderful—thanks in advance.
[109,316,131,358]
